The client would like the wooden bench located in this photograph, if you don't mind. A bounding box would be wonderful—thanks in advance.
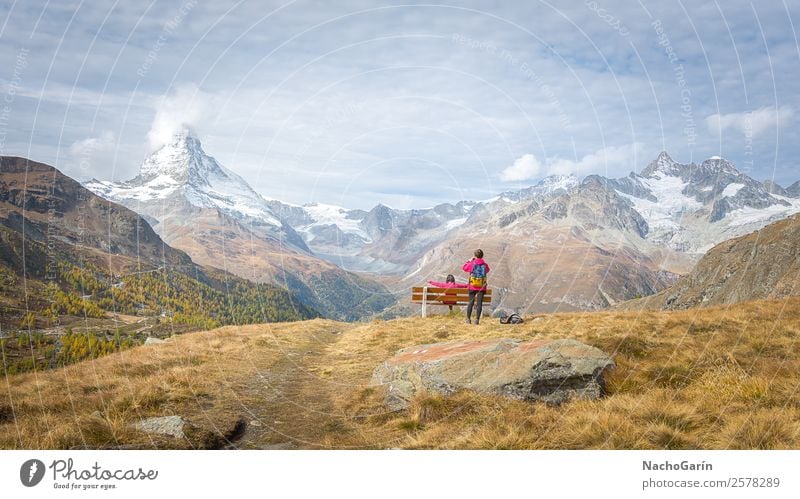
[411,287,492,317]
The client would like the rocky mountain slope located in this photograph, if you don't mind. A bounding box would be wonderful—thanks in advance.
[264,176,578,275]
[85,130,394,321]
[0,155,317,327]
[618,213,800,310]
[1,155,190,275]
[265,199,479,274]
[399,174,686,312]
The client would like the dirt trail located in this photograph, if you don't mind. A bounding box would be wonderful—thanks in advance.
[231,324,358,449]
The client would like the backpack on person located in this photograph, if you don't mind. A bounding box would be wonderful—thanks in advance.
[469,263,487,289]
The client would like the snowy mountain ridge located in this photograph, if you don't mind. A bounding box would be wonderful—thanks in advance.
[610,151,800,252]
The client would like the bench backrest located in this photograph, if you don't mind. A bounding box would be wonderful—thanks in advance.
[411,287,492,304]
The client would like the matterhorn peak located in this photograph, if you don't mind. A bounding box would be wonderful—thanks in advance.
[84,128,288,230]
[161,126,200,147]
[138,127,223,184]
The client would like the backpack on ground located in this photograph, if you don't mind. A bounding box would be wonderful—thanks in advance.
[469,263,487,289]
[499,313,523,324]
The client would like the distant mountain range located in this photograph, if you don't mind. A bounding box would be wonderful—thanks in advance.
[399,152,800,311]
[84,130,800,314]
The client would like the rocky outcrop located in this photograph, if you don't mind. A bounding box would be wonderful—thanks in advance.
[372,338,615,410]
[131,415,186,438]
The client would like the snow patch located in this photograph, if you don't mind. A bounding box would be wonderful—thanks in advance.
[302,203,371,241]
[722,183,745,198]
[727,197,800,227]
[445,217,468,230]
[617,175,702,233]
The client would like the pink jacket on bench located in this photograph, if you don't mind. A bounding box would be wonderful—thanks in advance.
[427,280,469,288]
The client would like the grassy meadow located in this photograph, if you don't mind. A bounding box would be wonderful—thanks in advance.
[2,297,800,449]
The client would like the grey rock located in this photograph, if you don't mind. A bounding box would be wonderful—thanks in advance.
[131,415,186,438]
[144,337,165,345]
[372,338,615,410]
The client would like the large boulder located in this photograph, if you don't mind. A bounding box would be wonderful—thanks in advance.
[371,338,614,410]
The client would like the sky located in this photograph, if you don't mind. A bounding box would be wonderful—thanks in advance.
[0,0,798,210]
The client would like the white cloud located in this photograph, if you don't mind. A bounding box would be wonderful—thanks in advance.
[501,143,642,182]
[147,83,217,151]
[68,131,115,157]
[705,106,794,137]
[65,131,118,179]
[500,154,542,181]
[4,2,800,207]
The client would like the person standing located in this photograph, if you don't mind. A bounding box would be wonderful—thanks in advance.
[462,249,490,324]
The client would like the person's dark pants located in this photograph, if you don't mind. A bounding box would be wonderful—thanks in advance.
[467,290,485,323]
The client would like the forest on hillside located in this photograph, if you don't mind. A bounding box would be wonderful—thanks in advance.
[0,260,318,375]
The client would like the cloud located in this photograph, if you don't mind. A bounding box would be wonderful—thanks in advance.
[4,2,800,206]
[65,131,118,179]
[500,154,542,181]
[501,143,642,181]
[147,83,217,150]
[705,106,794,137]
[68,131,115,157]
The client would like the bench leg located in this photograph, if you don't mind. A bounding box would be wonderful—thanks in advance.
[422,286,427,318]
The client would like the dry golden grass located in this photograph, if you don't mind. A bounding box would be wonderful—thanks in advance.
[2,298,800,449]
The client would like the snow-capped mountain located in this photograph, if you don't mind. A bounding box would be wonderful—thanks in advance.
[619,212,800,311]
[86,128,308,252]
[392,152,800,313]
[265,156,799,282]
[265,198,480,273]
[261,174,574,274]
[609,151,800,253]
